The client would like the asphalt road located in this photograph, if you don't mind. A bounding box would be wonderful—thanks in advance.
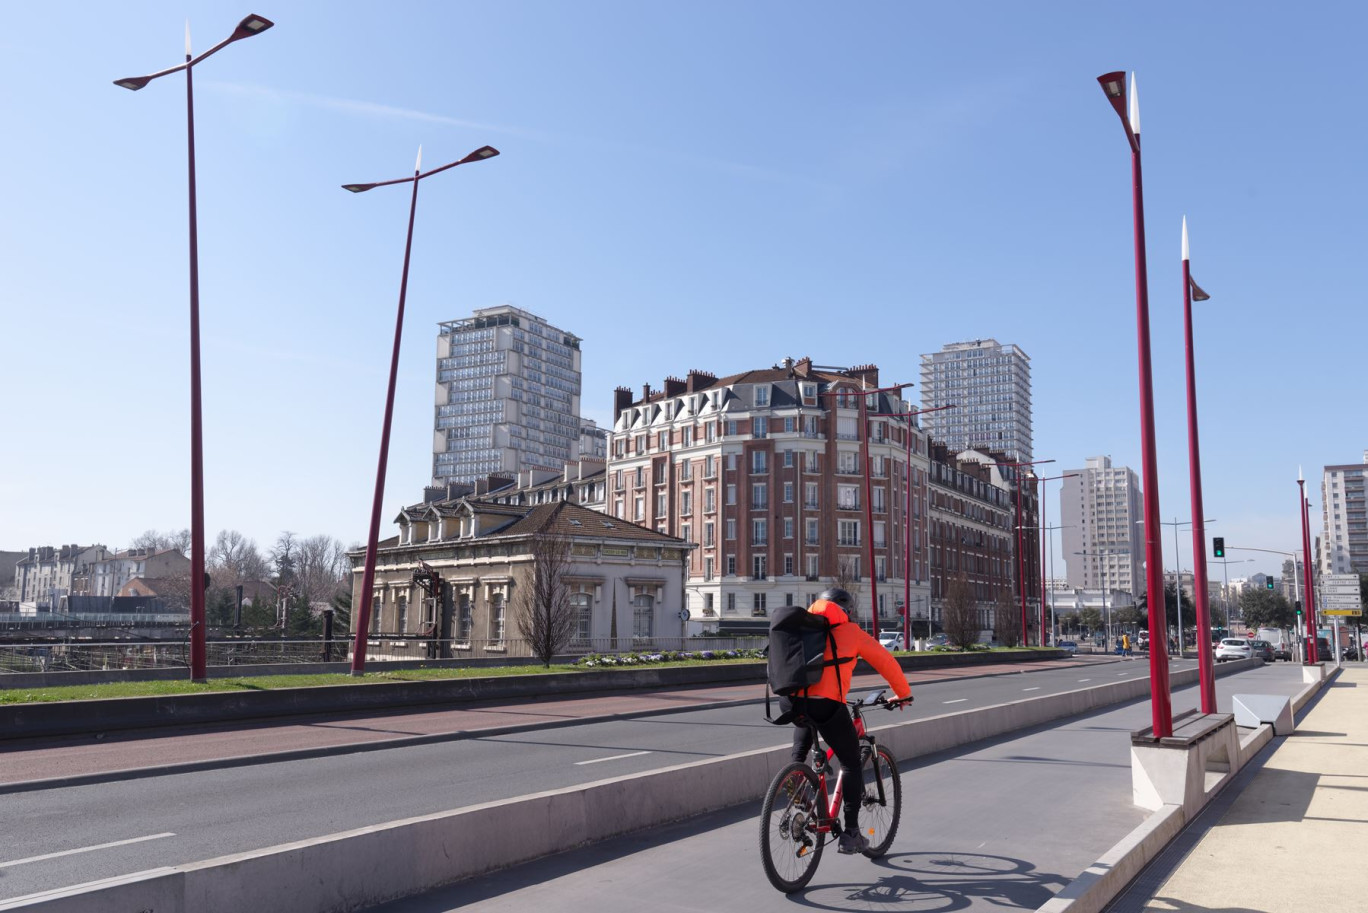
[0,655,1259,903]
[364,663,1311,913]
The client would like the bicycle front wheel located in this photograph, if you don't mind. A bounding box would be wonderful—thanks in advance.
[759,762,825,893]
[856,744,901,858]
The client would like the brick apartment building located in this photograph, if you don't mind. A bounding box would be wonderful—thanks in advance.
[608,358,936,635]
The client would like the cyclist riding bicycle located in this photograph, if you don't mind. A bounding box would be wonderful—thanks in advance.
[779,586,912,855]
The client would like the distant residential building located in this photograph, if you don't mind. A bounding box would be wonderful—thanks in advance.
[1321,453,1368,575]
[350,499,690,652]
[926,444,1031,635]
[1061,456,1145,597]
[432,305,583,487]
[477,460,607,512]
[578,420,608,461]
[609,358,934,635]
[15,544,103,611]
[919,339,1033,463]
[78,547,191,599]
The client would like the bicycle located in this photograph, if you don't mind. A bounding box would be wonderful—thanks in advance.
[758,689,910,893]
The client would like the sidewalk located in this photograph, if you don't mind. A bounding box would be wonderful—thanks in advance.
[1115,664,1367,913]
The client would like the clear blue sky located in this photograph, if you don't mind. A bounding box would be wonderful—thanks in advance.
[3,1,1363,583]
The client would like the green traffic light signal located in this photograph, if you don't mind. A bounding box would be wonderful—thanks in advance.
[1213,537,1225,558]
[1295,601,1304,616]
[1267,578,1275,590]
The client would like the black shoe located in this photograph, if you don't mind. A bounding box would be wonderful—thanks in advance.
[837,827,869,855]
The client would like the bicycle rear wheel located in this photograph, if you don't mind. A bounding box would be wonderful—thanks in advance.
[856,744,901,857]
[759,762,825,893]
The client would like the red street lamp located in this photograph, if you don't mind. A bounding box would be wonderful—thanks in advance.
[1182,217,1217,711]
[1298,470,1319,664]
[114,13,275,683]
[886,404,957,648]
[823,381,910,635]
[1033,473,1079,646]
[986,458,1053,647]
[1097,70,1173,738]
[345,144,500,676]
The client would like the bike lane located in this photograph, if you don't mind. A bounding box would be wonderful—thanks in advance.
[0,658,1094,789]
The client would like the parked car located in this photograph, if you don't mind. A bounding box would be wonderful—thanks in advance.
[1215,638,1253,662]
[878,631,904,651]
[926,633,949,648]
[1057,640,1078,655]
[1248,640,1274,663]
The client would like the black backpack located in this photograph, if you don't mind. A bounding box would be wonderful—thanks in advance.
[764,605,853,724]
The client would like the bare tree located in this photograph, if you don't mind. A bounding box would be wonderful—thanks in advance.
[208,530,269,585]
[993,588,1021,647]
[272,531,298,585]
[131,529,191,556]
[942,573,980,649]
[513,532,577,667]
[295,534,347,605]
[834,557,864,625]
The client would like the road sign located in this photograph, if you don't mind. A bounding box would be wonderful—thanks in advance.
[1322,573,1362,595]
[1322,609,1362,617]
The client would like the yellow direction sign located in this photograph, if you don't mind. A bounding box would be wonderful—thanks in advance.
[1321,609,1362,616]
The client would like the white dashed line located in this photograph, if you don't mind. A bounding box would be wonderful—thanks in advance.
[1022,687,1041,692]
[1078,678,1091,682]
[1,833,175,868]
[943,698,968,704]
[575,751,651,766]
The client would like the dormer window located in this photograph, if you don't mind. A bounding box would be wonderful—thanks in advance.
[755,386,770,407]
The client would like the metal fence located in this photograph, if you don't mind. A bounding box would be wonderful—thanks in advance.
[0,635,767,674]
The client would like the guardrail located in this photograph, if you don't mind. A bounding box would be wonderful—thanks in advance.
[0,635,767,674]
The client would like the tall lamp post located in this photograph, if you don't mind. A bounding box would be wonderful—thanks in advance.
[824,381,910,634]
[988,458,1054,646]
[886,404,956,647]
[1298,471,1319,664]
[1181,216,1217,712]
[1144,517,1217,658]
[344,144,500,676]
[1033,473,1079,645]
[115,13,275,682]
[1097,70,1172,737]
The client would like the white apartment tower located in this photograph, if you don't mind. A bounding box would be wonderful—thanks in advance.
[1322,452,1368,575]
[1060,455,1146,596]
[433,306,582,487]
[919,339,1032,463]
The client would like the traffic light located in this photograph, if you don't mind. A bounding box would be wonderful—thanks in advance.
[1267,578,1275,590]
[1295,601,1303,617]
[1213,537,1225,558]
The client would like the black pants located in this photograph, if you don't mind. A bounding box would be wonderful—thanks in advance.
[782,696,863,829]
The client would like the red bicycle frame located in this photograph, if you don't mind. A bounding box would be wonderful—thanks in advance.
[808,702,873,832]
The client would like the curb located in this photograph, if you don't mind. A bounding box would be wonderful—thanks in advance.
[1034,664,1338,913]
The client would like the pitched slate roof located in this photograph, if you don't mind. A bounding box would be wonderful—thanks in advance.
[490,501,687,545]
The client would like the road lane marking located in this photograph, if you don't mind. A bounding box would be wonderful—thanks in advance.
[1,833,175,868]
[575,751,651,766]
[1022,687,1041,692]
[1078,678,1091,682]
[943,699,968,704]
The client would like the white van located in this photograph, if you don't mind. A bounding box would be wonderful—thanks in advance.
[1256,628,1294,661]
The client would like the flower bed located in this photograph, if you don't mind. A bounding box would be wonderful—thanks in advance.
[576,648,766,668]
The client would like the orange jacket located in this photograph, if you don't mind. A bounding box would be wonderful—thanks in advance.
[804,599,911,702]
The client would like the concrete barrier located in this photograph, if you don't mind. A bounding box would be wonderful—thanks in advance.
[0,658,1249,913]
[0,650,1068,741]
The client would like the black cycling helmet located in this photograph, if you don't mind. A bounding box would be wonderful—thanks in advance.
[817,587,855,611]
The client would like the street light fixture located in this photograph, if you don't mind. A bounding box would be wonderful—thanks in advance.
[1096,69,1172,738]
[985,458,1054,647]
[1180,216,1217,712]
[345,144,501,676]
[885,404,956,647]
[1298,471,1319,664]
[1034,473,1079,646]
[114,12,275,683]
